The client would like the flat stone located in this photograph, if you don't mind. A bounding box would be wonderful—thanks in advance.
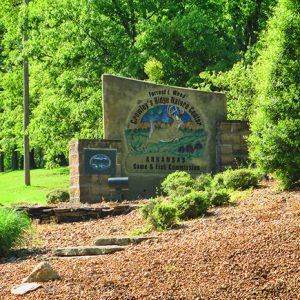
[54,245,127,256]
[95,235,157,246]
[11,282,42,295]
[47,255,104,261]
[22,262,60,283]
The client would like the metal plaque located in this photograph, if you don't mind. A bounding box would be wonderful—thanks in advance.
[84,148,117,175]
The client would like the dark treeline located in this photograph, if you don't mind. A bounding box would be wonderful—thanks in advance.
[0,0,299,188]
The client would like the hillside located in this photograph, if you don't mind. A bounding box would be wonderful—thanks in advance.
[0,180,299,299]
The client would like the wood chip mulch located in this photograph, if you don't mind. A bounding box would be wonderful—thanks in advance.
[0,180,299,299]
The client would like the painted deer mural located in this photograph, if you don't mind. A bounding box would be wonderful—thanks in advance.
[144,105,185,148]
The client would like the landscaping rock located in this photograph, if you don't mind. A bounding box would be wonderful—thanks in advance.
[95,235,157,246]
[54,245,127,256]
[11,282,42,295]
[14,205,135,223]
[22,262,60,283]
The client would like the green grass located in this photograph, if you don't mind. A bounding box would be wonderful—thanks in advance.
[0,167,69,206]
[0,208,33,256]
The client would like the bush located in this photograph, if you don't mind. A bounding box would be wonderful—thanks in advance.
[144,201,178,230]
[144,57,164,83]
[0,208,32,257]
[161,171,196,197]
[195,174,213,191]
[209,190,230,207]
[211,169,259,191]
[172,191,210,220]
[46,189,70,204]
[222,168,259,190]
[141,198,178,230]
[199,61,256,121]
[140,198,162,221]
[211,172,226,189]
[152,202,178,230]
[172,185,195,196]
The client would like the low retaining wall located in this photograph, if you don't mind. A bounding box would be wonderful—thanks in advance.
[16,205,134,223]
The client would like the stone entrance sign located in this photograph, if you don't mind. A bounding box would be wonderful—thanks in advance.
[102,75,226,199]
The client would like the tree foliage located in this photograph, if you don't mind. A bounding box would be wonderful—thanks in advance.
[199,61,256,120]
[197,0,277,120]
[249,0,300,188]
[0,0,279,168]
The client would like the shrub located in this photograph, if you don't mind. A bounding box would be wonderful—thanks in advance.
[140,198,162,221]
[143,200,177,230]
[199,61,256,121]
[46,189,70,204]
[195,174,213,191]
[222,168,259,190]
[0,208,32,257]
[173,185,194,196]
[211,168,259,191]
[161,171,196,197]
[211,172,226,189]
[249,0,300,189]
[172,191,210,220]
[209,190,230,207]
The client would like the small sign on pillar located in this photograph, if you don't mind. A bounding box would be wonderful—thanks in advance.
[84,148,117,176]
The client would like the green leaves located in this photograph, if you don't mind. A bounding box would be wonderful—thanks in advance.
[249,0,300,189]
[199,61,257,120]
[0,0,281,168]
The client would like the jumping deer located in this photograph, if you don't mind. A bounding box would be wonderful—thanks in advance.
[144,105,185,148]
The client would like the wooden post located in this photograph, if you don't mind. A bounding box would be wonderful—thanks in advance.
[23,0,30,185]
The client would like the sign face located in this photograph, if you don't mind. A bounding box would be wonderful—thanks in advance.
[84,149,116,175]
[124,88,207,173]
[102,75,226,198]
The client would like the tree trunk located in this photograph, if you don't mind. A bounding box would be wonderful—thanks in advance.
[0,152,4,172]
[58,154,68,167]
[12,150,18,170]
[37,148,44,168]
[30,148,37,169]
[19,154,24,170]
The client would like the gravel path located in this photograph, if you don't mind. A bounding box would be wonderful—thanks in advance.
[1,180,299,299]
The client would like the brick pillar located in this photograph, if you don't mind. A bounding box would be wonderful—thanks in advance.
[217,121,250,171]
[69,139,122,203]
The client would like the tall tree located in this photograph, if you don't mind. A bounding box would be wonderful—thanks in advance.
[249,0,300,188]
[228,0,278,52]
[0,0,279,168]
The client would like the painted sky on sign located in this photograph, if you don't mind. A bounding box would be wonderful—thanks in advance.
[141,105,192,123]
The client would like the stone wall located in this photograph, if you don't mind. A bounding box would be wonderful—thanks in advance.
[69,124,250,203]
[69,76,251,203]
[69,139,122,203]
[217,121,250,171]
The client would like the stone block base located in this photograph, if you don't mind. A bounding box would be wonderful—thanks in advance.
[217,121,250,171]
[69,139,122,203]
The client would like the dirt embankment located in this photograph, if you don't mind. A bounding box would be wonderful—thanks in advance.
[0,180,299,299]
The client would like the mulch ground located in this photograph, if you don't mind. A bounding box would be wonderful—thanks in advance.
[0,180,299,299]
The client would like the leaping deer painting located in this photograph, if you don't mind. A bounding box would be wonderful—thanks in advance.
[144,105,185,148]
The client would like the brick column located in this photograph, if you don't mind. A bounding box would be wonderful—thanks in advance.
[69,139,122,203]
[217,121,250,171]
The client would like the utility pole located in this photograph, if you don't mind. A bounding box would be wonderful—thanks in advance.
[23,0,30,185]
